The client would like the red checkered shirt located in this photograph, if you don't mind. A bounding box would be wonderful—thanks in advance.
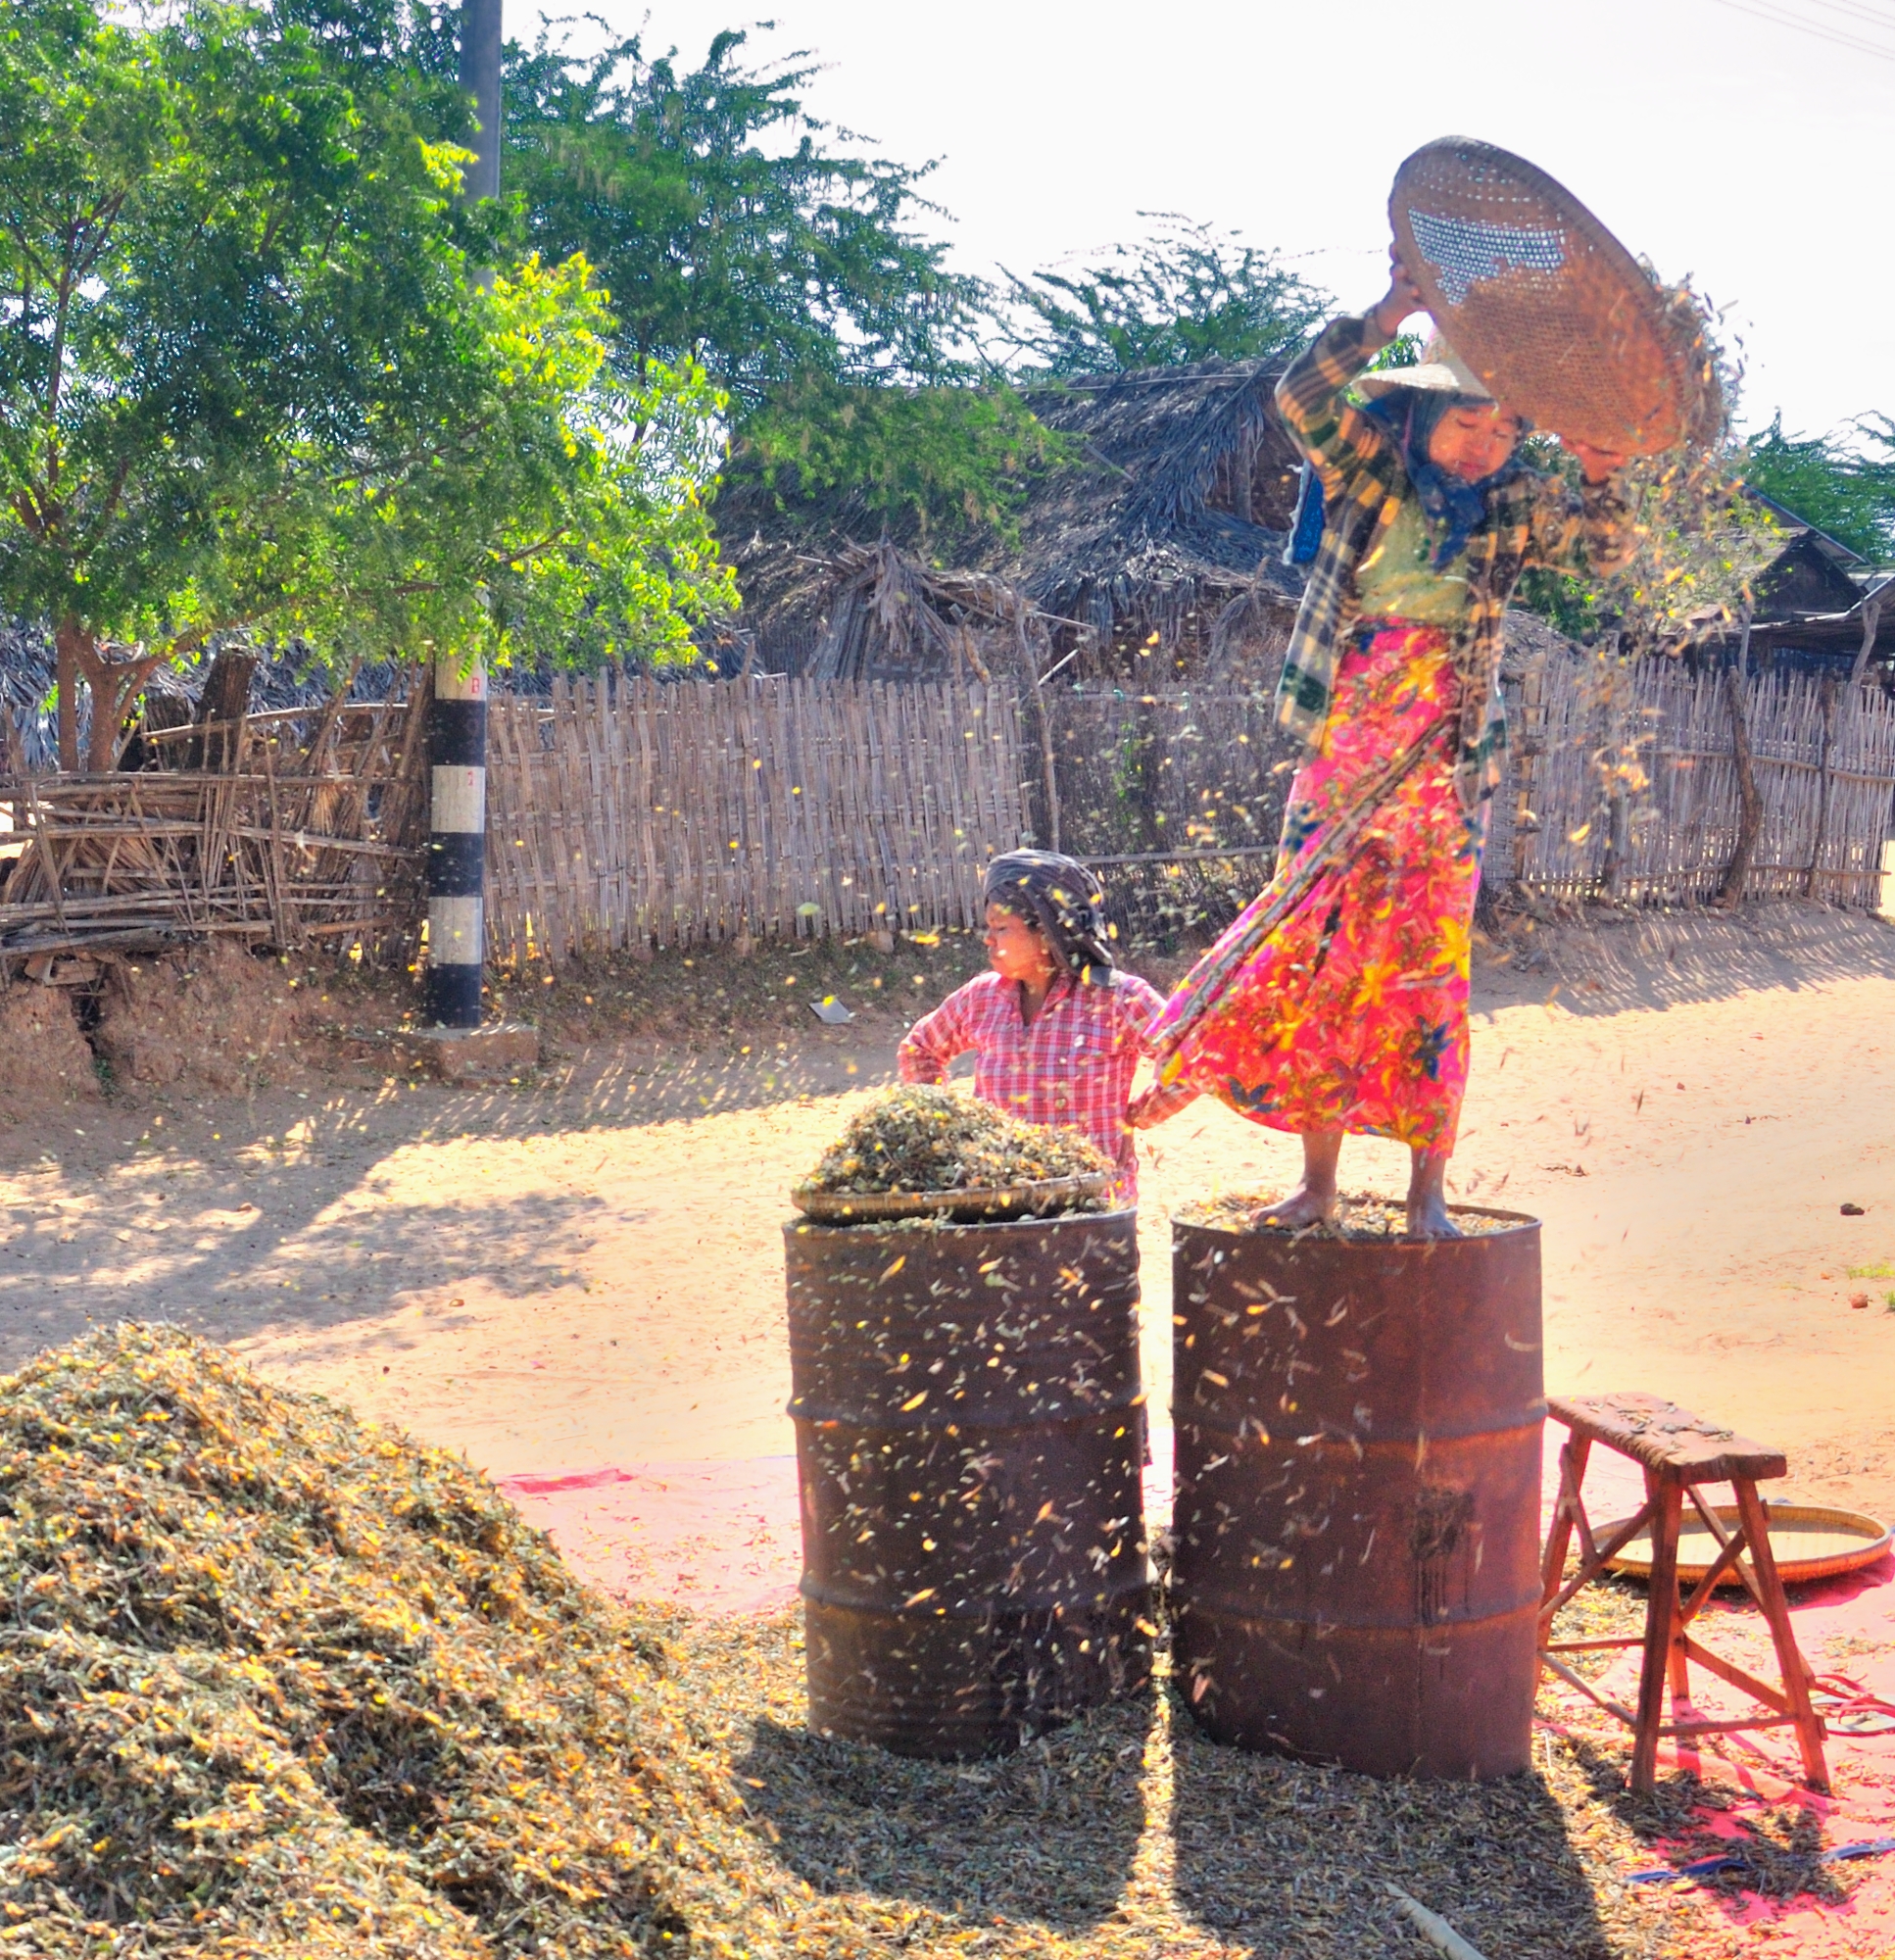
[898,968,1197,1201]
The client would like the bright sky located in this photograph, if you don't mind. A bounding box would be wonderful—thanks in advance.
[582,0,1895,443]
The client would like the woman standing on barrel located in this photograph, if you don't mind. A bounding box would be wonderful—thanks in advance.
[1149,250,1633,1236]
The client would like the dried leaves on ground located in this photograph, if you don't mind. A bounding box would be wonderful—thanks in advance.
[0,1324,762,1958]
[676,1611,1738,1960]
[0,1325,1846,1959]
[1181,1191,1516,1239]
[802,1085,1109,1196]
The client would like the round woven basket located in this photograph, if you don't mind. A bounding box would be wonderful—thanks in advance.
[790,1173,1110,1225]
[1389,137,1710,456]
[1600,1503,1892,1589]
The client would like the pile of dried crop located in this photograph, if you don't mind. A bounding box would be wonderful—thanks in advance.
[1181,1193,1516,1240]
[802,1086,1109,1196]
[0,1323,767,1958]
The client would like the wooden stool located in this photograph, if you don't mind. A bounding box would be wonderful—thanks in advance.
[1538,1392,1827,1792]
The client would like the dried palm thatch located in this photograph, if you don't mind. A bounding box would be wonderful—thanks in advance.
[801,545,1040,687]
[1017,361,1306,674]
[715,360,1308,688]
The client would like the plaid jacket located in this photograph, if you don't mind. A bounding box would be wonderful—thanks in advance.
[1274,312,1634,805]
[899,968,1196,1202]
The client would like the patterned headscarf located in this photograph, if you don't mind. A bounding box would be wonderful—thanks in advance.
[1363,391,1529,569]
[983,851,1117,986]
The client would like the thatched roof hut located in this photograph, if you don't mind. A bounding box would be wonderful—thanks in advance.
[1688,496,1895,679]
[714,358,1309,688]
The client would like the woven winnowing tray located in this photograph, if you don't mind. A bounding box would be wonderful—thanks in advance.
[1390,137,1710,456]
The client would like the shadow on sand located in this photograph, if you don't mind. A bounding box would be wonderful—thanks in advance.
[733,1693,1154,1933]
[1476,901,1895,1021]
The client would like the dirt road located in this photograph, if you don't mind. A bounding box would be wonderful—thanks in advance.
[3,904,1893,1522]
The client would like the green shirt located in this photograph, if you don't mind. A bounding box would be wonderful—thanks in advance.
[1273,311,1634,808]
[1352,493,1472,627]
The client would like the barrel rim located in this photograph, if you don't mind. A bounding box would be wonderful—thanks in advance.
[1170,1201,1541,1244]
[787,1205,1141,1238]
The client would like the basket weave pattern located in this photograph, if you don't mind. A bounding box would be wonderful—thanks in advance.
[1391,138,1692,456]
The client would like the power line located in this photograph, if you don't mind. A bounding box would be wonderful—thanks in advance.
[1707,0,1895,62]
[1803,0,1895,33]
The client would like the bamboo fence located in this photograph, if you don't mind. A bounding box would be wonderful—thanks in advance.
[0,692,430,966]
[483,674,1029,961]
[1495,654,1895,907]
[2,652,1887,978]
[1040,687,1294,946]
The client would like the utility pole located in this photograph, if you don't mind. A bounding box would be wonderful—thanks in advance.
[411,0,530,1080]
[458,0,503,205]
[423,0,504,1033]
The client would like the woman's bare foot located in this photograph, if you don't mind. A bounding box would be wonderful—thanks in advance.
[1405,1190,1463,1239]
[1254,1130,1344,1229]
[1252,1185,1339,1230]
[1406,1147,1461,1239]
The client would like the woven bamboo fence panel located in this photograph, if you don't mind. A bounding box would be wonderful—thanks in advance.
[483,675,1030,960]
[1042,687,1295,946]
[1498,655,1895,906]
[0,695,430,965]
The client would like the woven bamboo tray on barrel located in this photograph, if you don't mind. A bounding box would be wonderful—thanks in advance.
[790,1173,1111,1225]
[1601,1503,1892,1589]
[1389,136,1713,456]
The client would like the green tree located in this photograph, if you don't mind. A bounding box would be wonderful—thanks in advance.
[203,257,735,674]
[504,24,979,402]
[998,216,1333,377]
[736,370,1062,542]
[0,0,730,769]
[1738,414,1895,564]
[502,24,1063,544]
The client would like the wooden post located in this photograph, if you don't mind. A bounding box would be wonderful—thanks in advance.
[1804,674,1838,899]
[1848,594,1883,691]
[1017,600,1062,852]
[1730,1480,1829,1790]
[1510,650,1546,892]
[1630,1475,1684,1792]
[1715,611,1761,909]
[1599,645,1629,901]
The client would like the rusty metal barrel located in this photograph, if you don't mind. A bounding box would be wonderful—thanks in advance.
[784,1209,1150,1758]
[1169,1209,1543,1780]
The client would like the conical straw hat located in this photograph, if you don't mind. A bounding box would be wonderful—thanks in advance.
[1357,336,1497,403]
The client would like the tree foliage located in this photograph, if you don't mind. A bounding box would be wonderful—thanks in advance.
[739,371,1063,542]
[0,0,731,767]
[503,24,980,403]
[1738,414,1895,564]
[498,24,1068,545]
[211,258,735,672]
[997,216,1333,377]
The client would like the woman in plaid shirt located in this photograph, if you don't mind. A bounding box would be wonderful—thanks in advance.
[1149,250,1632,1236]
[899,852,1196,1206]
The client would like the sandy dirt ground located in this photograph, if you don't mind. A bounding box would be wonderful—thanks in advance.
[2,903,1895,1528]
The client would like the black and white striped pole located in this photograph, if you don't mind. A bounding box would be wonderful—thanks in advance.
[424,652,486,1027]
[419,0,502,1033]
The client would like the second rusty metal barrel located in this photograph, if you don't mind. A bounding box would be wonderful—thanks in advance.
[1170,1209,1543,1780]
[785,1208,1149,1759]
